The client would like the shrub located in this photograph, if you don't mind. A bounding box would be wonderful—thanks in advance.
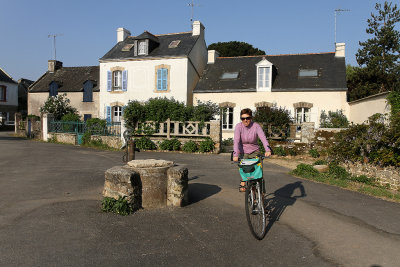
[288,148,297,156]
[313,159,328,165]
[199,138,214,152]
[86,118,107,134]
[291,163,320,178]
[320,110,349,128]
[182,140,198,153]
[273,146,287,156]
[222,138,234,146]
[82,132,91,145]
[328,163,350,180]
[39,94,77,120]
[350,175,376,186]
[135,136,157,150]
[159,138,181,151]
[101,196,134,216]
[61,113,81,122]
[309,149,320,158]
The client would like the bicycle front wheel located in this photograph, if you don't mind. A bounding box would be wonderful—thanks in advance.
[245,180,266,240]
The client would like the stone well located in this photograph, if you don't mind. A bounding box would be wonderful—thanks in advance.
[103,159,188,209]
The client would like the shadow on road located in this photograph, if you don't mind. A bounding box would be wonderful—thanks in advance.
[188,183,221,205]
[264,181,306,235]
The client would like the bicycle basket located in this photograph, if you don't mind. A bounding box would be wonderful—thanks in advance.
[239,158,263,181]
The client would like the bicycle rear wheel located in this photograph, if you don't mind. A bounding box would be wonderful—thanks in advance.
[245,180,266,240]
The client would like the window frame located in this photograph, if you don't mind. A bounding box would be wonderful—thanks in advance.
[256,58,273,92]
[113,70,122,91]
[0,85,6,101]
[295,107,311,124]
[138,40,147,55]
[113,106,122,122]
[222,107,234,130]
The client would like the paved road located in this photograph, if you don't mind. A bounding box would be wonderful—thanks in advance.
[1,132,400,266]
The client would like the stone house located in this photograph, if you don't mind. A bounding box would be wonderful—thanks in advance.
[0,67,18,125]
[17,78,34,117]
[99,21,207,122]
[193,43,348,139]
[28,61,99,120]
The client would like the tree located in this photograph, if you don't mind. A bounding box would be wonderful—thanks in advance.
[355,1,400,92]
[207,41,265,57]
[39,94,77,120]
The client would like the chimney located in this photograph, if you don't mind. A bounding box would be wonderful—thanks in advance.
[192,20,205,36]
[48,60,63,73]
[335,43,345,57]
[208,50,220,64]
[117,27,131,42]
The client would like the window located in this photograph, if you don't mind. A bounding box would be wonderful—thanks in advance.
[113,106,122,122]
[295,107,310,123]
[121,44,134,51]
[113,71,122,90]
[49,81,58,97]
[0,86,6,101]
[220,72,239,80]
[258,67,270,88]
[299,69,318,77]
[138,40,147,55]
[83,81,93,102]
[168,40,181,48]
[157,68,168,91]
[222,107,234,130]
[83,114,92,121]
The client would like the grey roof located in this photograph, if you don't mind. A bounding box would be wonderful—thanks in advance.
[29,66,99,93]
[100,32,199,60]
[0,67,17,84]
[194,53,347,93]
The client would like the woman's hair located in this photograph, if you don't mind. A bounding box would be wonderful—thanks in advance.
[240,108,253,117]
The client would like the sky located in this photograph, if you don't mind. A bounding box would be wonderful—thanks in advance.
[0,0,397,81]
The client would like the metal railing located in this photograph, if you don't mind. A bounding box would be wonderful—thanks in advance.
[49,121,121,136]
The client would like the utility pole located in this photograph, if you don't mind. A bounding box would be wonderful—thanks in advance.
[48,34,63,60]
[334,9,350,44]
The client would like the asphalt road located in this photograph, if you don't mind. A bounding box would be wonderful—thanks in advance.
[1,132,400,267]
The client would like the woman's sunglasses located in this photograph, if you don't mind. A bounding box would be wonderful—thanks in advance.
[240,117,252,121]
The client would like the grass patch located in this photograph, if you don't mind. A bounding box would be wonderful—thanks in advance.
[101,196,135,216]
[291,163,400,202]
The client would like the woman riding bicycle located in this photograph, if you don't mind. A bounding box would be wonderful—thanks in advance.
[233,108,271,191]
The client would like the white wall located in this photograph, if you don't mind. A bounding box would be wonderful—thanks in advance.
[349,93,390,124]
[99,58,188,118]
[0,81,18,107]
[194,90,348,139]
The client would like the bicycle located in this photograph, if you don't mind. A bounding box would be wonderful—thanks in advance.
[236,155,267,240]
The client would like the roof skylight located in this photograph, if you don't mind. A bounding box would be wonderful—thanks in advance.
[121,44,134,51]
[220,72,239,80]
[168,40,181,48]
[299,69,318,77]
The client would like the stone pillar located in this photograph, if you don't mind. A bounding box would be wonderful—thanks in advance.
[167,165,189,207]
[14,112,21,134]
[209,119,221,153]
[42,113,54,141]
[301,122,315,143]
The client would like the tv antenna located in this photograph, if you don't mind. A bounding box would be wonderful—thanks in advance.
[188,0,201,23]
[334,9,350,43]
[48,33,63,60]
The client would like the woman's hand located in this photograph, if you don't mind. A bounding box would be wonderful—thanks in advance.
[264,151,272,158]
[233,156,239,162]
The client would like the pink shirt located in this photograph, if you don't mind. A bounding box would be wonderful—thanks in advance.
[233,122,270,157]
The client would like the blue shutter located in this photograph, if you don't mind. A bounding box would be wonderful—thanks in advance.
[106,106,112,123]
[83,81,93,102]
[122,70,127,91]
[49,82,58,97]
[107,71,112,92]
[162,69,168,90]
[122,106,126,118]
[157,69,162,90]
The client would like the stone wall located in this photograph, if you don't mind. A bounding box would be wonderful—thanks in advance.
[344,162,400,191]
[48,133,76,145]
[92,135,121,149]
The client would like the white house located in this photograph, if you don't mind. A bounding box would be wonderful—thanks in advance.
[0,67,18,125]
[99,21,207,122]
[193,44,348,139]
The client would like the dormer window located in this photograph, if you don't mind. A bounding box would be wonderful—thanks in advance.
[138,40,147,55]
[256,58,273,92]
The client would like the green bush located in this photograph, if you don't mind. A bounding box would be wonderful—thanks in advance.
[328,163,350,180]
[320,110,349,128]
[182,140,198,153]
[288,148,297,156]
[313,159,328,165]
[82,132,91,145]
[273,146,287,156]
[350,175,376,186]
[159,138,181,151]
[135,136,157,150]
[39,93,78,120]
[86,118,107,134]
[222,138,234,146]
[199,138,214,152]
[291,163,320,178]
[61,113,81,122]
[101,196,134,216]
[309,149,320,158]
